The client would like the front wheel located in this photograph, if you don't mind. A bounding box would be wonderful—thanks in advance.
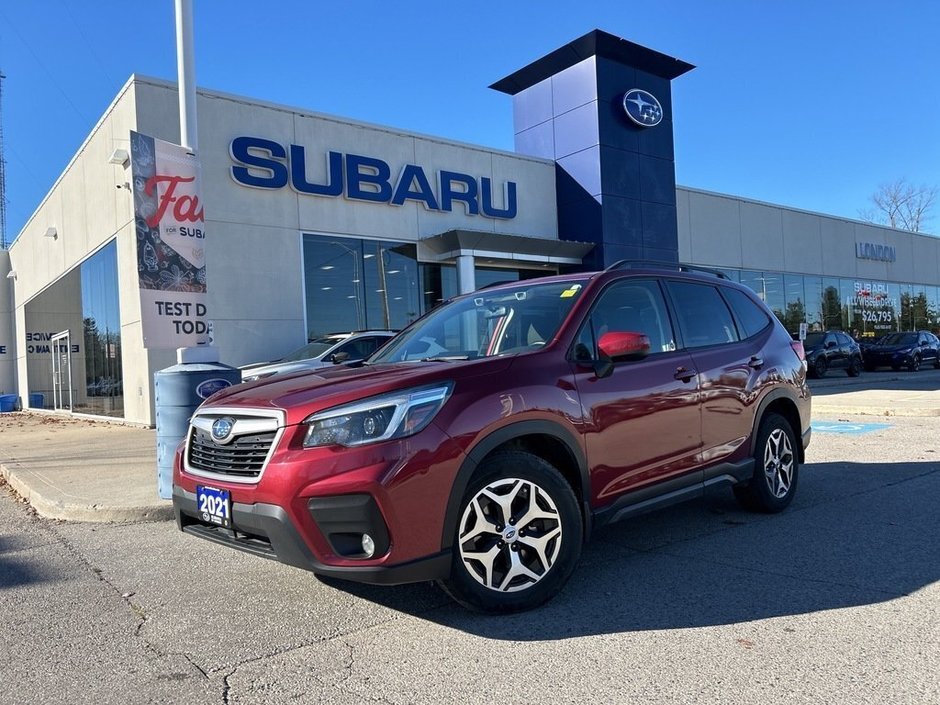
[847,356,862,377]
[908,355,921,372]
[734,413,799,513]
[812,357,827,378]
[438,452,582,613]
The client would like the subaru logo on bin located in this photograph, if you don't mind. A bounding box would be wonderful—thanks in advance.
[196,378,232,400]
[211,417,235,442]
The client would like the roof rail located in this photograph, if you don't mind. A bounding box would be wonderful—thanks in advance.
[603,260,728,280]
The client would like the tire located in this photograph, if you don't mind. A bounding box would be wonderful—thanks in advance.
[438,451,582,613]
[811,356,827,378]
[733,413,799,514]
[847,356,862,377]
[908,355,921,372]
[934,356,940,370]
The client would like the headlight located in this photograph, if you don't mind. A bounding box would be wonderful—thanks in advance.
[896,348,912,355]
[302,383,452,448]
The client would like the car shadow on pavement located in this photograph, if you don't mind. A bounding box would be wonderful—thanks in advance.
[327,460,940,640]
[0,536,50,590]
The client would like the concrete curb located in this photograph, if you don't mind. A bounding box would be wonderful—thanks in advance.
[1,462,174,523]
[812,405,940,418]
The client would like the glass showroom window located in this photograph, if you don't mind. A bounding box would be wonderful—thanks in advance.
[81,242,123,417]
[23,240,123,418]
[303,234,421,338]
[926,286,940,331]
[803,276,823,332]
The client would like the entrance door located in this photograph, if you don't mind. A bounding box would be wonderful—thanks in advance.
[51,330,72,411]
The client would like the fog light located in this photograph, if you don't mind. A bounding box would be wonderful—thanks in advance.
[361,533,375,558]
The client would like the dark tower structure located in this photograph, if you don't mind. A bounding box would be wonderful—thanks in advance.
[491,30,694,269]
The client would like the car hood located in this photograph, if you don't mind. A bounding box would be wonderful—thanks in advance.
[203,356,514,426]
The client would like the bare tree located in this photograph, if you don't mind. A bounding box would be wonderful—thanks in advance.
[859,178,938,233]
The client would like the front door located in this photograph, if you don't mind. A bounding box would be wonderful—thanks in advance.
[570,279,702,506]
[51,330,72,411]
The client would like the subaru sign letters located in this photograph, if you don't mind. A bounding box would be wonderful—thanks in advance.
[230,136,517,219]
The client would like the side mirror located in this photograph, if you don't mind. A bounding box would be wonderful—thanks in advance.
[598,331,651,362]
[332,352,350,364]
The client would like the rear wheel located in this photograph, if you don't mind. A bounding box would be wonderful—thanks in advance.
[734,413,799,513]
[439,452,583,613]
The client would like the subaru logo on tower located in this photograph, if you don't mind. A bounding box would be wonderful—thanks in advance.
[622,89,663,127]
[211,417,235,443]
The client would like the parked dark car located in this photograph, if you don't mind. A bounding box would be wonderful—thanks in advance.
[863,331,940,371]
[803,330,863,378]
[173,263,811,613]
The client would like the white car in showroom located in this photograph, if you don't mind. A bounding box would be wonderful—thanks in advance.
[240,330,396,382]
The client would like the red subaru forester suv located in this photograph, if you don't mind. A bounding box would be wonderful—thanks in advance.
[173,263,811,612]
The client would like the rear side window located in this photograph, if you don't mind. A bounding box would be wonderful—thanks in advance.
[666,281,740,348]
[836,333,853,346]
[722,287,771,339]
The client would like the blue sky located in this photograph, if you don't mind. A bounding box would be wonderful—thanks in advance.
[1,1,938,242]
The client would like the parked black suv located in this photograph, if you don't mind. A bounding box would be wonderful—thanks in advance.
[803,331,863,378]
[863,331,940,371]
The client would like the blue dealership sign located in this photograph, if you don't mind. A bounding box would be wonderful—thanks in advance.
[230,136,518,219]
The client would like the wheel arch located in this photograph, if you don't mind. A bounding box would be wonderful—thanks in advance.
[440,420,590,551]
[749,390,805,463]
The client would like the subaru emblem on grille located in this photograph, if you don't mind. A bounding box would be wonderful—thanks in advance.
[211,417,235,443]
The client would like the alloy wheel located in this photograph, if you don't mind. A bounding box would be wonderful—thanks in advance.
[457,477,563,593]
[763,428,794,499]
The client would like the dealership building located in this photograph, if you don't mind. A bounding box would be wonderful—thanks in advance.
[2,30,939,426]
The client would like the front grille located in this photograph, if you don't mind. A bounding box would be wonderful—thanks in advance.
[187,428,276,479]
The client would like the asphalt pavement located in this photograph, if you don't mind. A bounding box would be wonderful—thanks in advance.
[0,367,938,524]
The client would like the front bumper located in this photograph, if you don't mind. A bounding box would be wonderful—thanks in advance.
[173,486,451,585]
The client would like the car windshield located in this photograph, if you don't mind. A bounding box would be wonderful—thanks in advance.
[803,333,825,347]
[281,338,343,362]
[880,333,917,346]
[370,279,588,363]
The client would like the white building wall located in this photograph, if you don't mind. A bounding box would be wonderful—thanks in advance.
[678,186,940,286]
[8,79,144,420]
[132,78,558,368]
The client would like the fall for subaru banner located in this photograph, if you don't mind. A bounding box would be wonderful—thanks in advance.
[130,131,208,349]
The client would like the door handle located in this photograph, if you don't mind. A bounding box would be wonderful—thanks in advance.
[674,367,696,382]
[748,356,764,369]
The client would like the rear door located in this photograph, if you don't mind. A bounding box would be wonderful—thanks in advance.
[571,278,702,506]
[664,281,766,473]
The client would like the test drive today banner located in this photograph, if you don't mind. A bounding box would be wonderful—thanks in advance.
[130,131,208,349]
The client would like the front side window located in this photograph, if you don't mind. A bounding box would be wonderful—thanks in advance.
[667,281,740,348]
[372,280,586,363]
[573,279,676,360]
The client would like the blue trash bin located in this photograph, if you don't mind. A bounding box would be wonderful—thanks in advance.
[154,360,242,500]
[28,393,44,409]
[0,394,19,413]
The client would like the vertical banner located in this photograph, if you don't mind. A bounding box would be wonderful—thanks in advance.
[130,131,208,348]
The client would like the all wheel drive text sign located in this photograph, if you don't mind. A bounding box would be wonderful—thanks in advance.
[130,131,208,348]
